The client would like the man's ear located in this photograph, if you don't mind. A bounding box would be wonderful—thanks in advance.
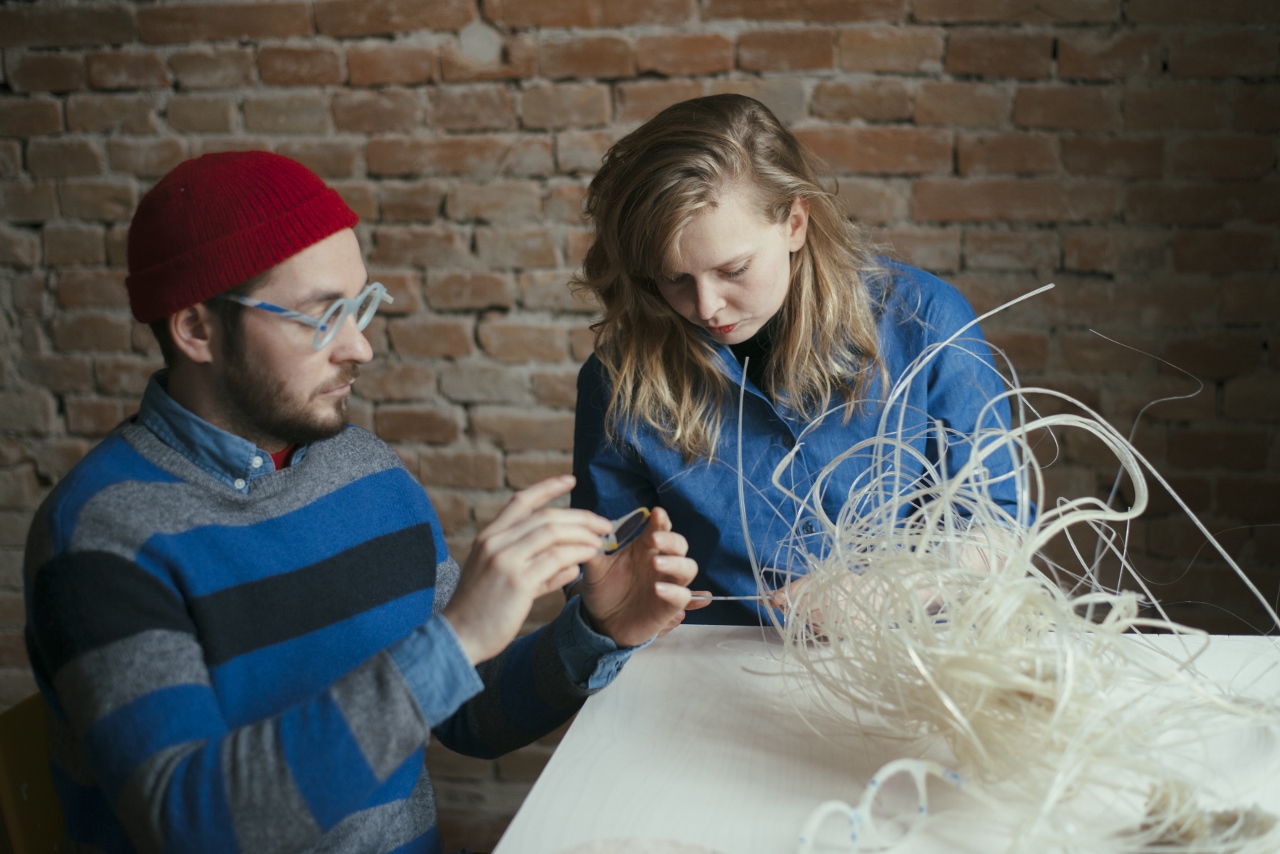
[168,304,219,365]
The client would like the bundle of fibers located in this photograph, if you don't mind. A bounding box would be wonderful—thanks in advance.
[750,291,1280,853]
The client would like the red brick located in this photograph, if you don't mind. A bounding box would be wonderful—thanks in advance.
[1126,0,1280,24]
[375,404,463,444]
[387,316,475,357]
[1224,374,1280,421]
[506,453,573,490]
[1220,276,1280,324]
[915,81,1009,127]
[164,94,232,133]
[471,407,576,451]
[0,468,38,512]
[0,182,57,223]
[1126,86,1229,131]
[531,369,579,408]
[705,0,906,22]
[107,138,185,179]
[5,53,86,93]
[19,355,94,394]
[52,310,129,351]
[835,179,907,225]
[0,226,40,267]
[447,181,541,224]
[190,138,271,157]
[876,227,961,272]
[985,331,1048,372]
[67,93,158,134]
[12,272,48,314]
[475,228,558,269]
[1057,33,1161,81]
[478,318,568,363]
[522,84,609,131]
[368,136,552,178]
[811,80,911,122]
[276,140,360,179]
[0,141,19,179]
[438,363,528,404]
[480,0,592,28]
[429,86,516,132]
[709,78,807,124]
[565,230,593,267]
[946,30,1052,79]
[243,94,329,134]
[957,132,1057,176]
[58,180,135,222]
[427,272,514,310]
[139,4,310,43]
[419,446,504,489]
[614,80,705,125]
[600,0,695,25]
[1061,137,1162,179]
[838,26,943,73]
[540,35,635,80]
[636,33,734,76]
[258,46,343,87]
[964,231,1059,270]
[0,393,56,435]
[1171,32,1280,78]
[1162,334,1264,381]
[354,360,436,402]
[316,0,471,36]
[796,126,952,175]
[370,226,470,268]
[1127,184,1261,226]
[554,129,621,174]
[56,269,129,308]
[1015,86,1120,132]
[0,7,137,50]
[1062,230,1166,273]
[333,89,422,134]
[323,180,373,223]
[1172,231,1274,274]
[913,0,1118,23]
[168,48,254,90]
[739,29,836,73]
[545,183,588,224]
[365,271,423,316]
[1170,136,1275,181]
[1236,85,1280,133]
[440,34,536,83]
[86,50,169,90]
[519,271,595,313]
[379,181,446,223]
[1216,476,1280,524]
[915,178,1118,223]
[347,43,436,86]
[424,489,468,534]
[1169,429,1269,471]
[44,223,104,267]
[0,96,62,137]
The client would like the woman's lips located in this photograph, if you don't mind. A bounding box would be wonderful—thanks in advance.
[708,323,737,335]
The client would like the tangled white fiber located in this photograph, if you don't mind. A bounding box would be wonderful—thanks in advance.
[751,286,1280,854]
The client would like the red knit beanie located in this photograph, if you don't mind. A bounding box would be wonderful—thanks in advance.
[125,151,359,323]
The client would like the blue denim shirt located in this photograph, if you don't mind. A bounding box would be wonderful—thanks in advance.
[572,261,1022,625]
[136,370,634,695]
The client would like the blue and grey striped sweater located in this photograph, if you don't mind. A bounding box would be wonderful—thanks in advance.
[24,376,627,853]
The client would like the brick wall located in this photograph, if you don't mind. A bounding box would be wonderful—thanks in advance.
[1,0,1277,846]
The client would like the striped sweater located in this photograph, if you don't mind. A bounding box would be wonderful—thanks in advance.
[24,377,627,854]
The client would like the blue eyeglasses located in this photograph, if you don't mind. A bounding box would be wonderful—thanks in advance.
[221,282,394,350]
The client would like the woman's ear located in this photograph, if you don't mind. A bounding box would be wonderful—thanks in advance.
[168,304,218,365]
[787,196,810,253]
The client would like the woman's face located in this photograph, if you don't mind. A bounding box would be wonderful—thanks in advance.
[656,183,809,346]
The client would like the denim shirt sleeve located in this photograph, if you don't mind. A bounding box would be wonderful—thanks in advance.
[554,594,647,691]
[386,614,484,728]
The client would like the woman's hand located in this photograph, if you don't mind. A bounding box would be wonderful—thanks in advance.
[579,507,706,647]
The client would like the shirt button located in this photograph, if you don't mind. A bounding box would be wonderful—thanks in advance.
[802,520,817,535]
[251,456,263,469]
[782,434,796,449]
[234,478,247,490]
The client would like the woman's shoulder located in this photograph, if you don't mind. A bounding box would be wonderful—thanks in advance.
[871,257,980,337]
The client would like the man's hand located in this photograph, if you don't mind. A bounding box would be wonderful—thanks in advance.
[579,507,705,648]
[442,475,611,665]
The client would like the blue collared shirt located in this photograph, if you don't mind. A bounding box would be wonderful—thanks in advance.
[137,370,635,693]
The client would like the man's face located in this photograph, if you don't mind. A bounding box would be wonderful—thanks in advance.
[215,228,373,450]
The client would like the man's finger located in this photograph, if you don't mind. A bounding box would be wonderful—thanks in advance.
[493,475,577,528]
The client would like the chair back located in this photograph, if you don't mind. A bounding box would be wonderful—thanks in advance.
[0,692,66,853]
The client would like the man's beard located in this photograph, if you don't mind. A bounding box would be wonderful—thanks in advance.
[219,348,359,449]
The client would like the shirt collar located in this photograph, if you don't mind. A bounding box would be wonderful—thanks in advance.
[137,370,309,493]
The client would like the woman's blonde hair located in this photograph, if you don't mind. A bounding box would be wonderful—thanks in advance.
[574,94,887,461]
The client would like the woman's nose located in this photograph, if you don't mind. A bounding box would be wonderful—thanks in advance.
[694,279,725,320]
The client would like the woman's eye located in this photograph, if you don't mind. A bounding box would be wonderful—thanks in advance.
[724,264,750,279]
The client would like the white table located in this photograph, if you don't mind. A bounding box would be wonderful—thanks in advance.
[494,626,1280,854]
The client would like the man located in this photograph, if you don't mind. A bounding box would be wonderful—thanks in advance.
[22,151,698,853]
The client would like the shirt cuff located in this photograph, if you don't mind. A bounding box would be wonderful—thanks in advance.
[554,595,650,692]
[387,614,485,728]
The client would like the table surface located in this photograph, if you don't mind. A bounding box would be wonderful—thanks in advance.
[494,626,1280,854]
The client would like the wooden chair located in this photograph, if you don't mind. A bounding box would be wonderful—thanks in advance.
[0,693,65,853]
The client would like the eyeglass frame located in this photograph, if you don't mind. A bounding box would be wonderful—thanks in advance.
[219,281,394,350]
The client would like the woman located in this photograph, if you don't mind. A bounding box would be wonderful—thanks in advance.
[571,94,1019,625]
